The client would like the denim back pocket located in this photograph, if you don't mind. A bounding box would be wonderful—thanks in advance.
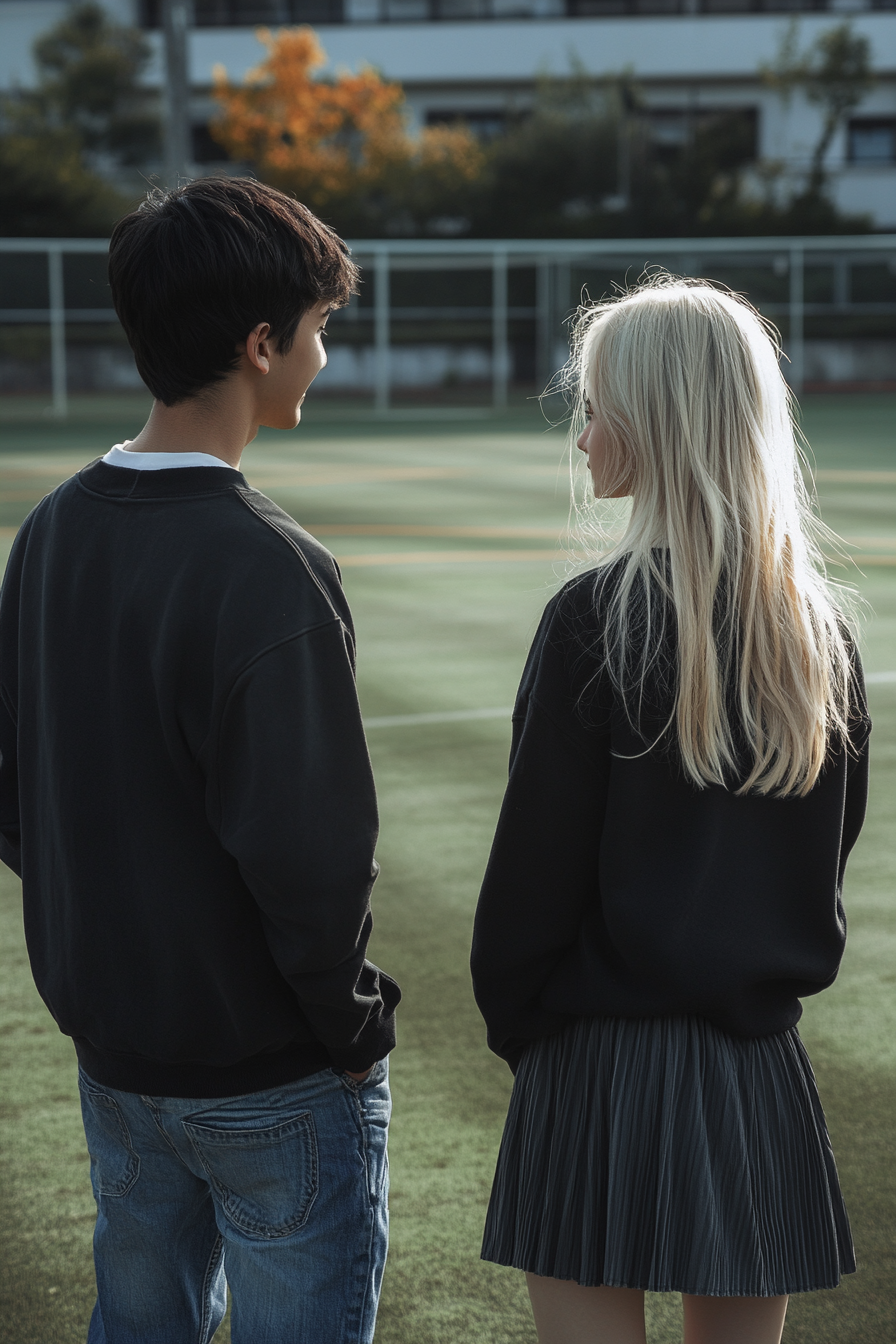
[182,1112,318,1240]
[78,1079,140,1198]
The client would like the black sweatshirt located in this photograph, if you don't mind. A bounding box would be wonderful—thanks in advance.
[0,460,399,1097]
[471,569,871,1071]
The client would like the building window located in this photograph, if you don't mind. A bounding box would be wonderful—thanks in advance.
[139,0,842,20]
[647,107,758,162]
[140,0,345,25]
[848,119,896,165]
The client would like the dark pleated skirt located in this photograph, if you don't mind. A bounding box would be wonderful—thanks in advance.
[482,1015,855,1297]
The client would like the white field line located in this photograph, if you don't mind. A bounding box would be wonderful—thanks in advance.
[866,671,896,684]
[337,549,561,566]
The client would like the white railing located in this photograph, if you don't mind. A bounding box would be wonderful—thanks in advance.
[1,234,894,416]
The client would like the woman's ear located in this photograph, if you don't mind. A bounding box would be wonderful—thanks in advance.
[244,323,274,375]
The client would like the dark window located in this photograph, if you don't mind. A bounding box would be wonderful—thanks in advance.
[139,0,838,19]
[848,119,896,165]
[380,0,430,16]
[700,0,825,11]
[140,0,343,26]
[647,107,758,162]
[566,0,826,12]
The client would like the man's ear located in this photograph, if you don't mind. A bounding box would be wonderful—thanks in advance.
[244,323,274,375]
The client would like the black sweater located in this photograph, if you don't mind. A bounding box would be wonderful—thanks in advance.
[471,570,870,1071]
[0,460,399,1097]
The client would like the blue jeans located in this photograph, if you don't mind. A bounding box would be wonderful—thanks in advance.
[78,1059,391,1344]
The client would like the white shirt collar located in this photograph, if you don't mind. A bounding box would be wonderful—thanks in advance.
[102,444,234,471]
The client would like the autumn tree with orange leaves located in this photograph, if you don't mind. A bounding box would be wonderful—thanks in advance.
[211,28,483,235]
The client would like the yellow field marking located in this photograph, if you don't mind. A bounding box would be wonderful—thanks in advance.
[841,537,896,548]
[850,555,896,566]
[337,549,562,567]
[306,523,563,539]
[815,470,896,485]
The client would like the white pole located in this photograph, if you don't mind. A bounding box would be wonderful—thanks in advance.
[48,248,67,419]
[789,245,804,395]
[536,258,552,391]
[492,249,509,410]
[162,0,192,186]
[374,251,390,412]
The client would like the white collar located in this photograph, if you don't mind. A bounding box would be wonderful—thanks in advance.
[103,444,234,471]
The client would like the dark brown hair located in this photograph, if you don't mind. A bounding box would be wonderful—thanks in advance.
[109,177,359,405]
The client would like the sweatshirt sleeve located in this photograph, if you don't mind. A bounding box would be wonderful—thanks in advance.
[471,592,613,1070]
[0,523,27,877]
[212,618,399,1071]
[0,683,20,877]
[839,652,872,885]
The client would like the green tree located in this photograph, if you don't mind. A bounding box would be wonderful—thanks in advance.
[762,20,875,196]
[465,71,621,237]
[0,125,127,237]
[31,0,160,169]
[0,2,159,236]
[465,61,871,238]
[466,75,767,238]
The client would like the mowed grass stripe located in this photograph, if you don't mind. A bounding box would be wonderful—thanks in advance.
[365,683,896,727]
[308,523,564,538]
[366,707,513,728]
[815,470,896,484]
[337,549,563,566]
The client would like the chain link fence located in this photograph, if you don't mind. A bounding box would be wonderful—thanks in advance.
[1,234,894,415]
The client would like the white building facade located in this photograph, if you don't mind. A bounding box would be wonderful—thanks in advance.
[1,0,894,227]
[1,1,894,397]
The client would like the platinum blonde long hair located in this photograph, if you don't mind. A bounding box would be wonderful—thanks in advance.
[568,275,857,798]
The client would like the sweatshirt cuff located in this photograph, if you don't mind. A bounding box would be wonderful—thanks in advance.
[327,1016,397,1073]
[326,977,400,1072]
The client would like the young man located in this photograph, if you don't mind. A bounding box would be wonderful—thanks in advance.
[0,178,400,1344]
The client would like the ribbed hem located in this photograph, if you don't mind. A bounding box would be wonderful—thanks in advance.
[73,1036,332,1099]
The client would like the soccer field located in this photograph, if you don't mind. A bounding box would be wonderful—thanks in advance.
[0,394,894,1343]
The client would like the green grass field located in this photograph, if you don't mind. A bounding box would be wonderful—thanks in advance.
[1,393,894,1343]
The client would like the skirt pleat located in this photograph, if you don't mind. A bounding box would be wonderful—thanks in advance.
[481,1015,855,1297]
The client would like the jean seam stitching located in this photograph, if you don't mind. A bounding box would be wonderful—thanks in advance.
[183,1115,320,1238]
[197,1231,225,1344]
[81,1085,141,1197]
[141,1096,185,1162]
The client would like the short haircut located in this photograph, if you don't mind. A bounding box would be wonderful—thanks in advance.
[109,177,359,405]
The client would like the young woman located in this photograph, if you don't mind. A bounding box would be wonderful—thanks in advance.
[470,278,870,1344]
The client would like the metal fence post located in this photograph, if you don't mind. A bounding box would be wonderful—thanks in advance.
[163,0,192,185]
[492,249,509,409]
[536,259,552,392]
[48,247,67,419]
[789,245,804,395]
[556,260,572,362]
[374,250,390,412]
